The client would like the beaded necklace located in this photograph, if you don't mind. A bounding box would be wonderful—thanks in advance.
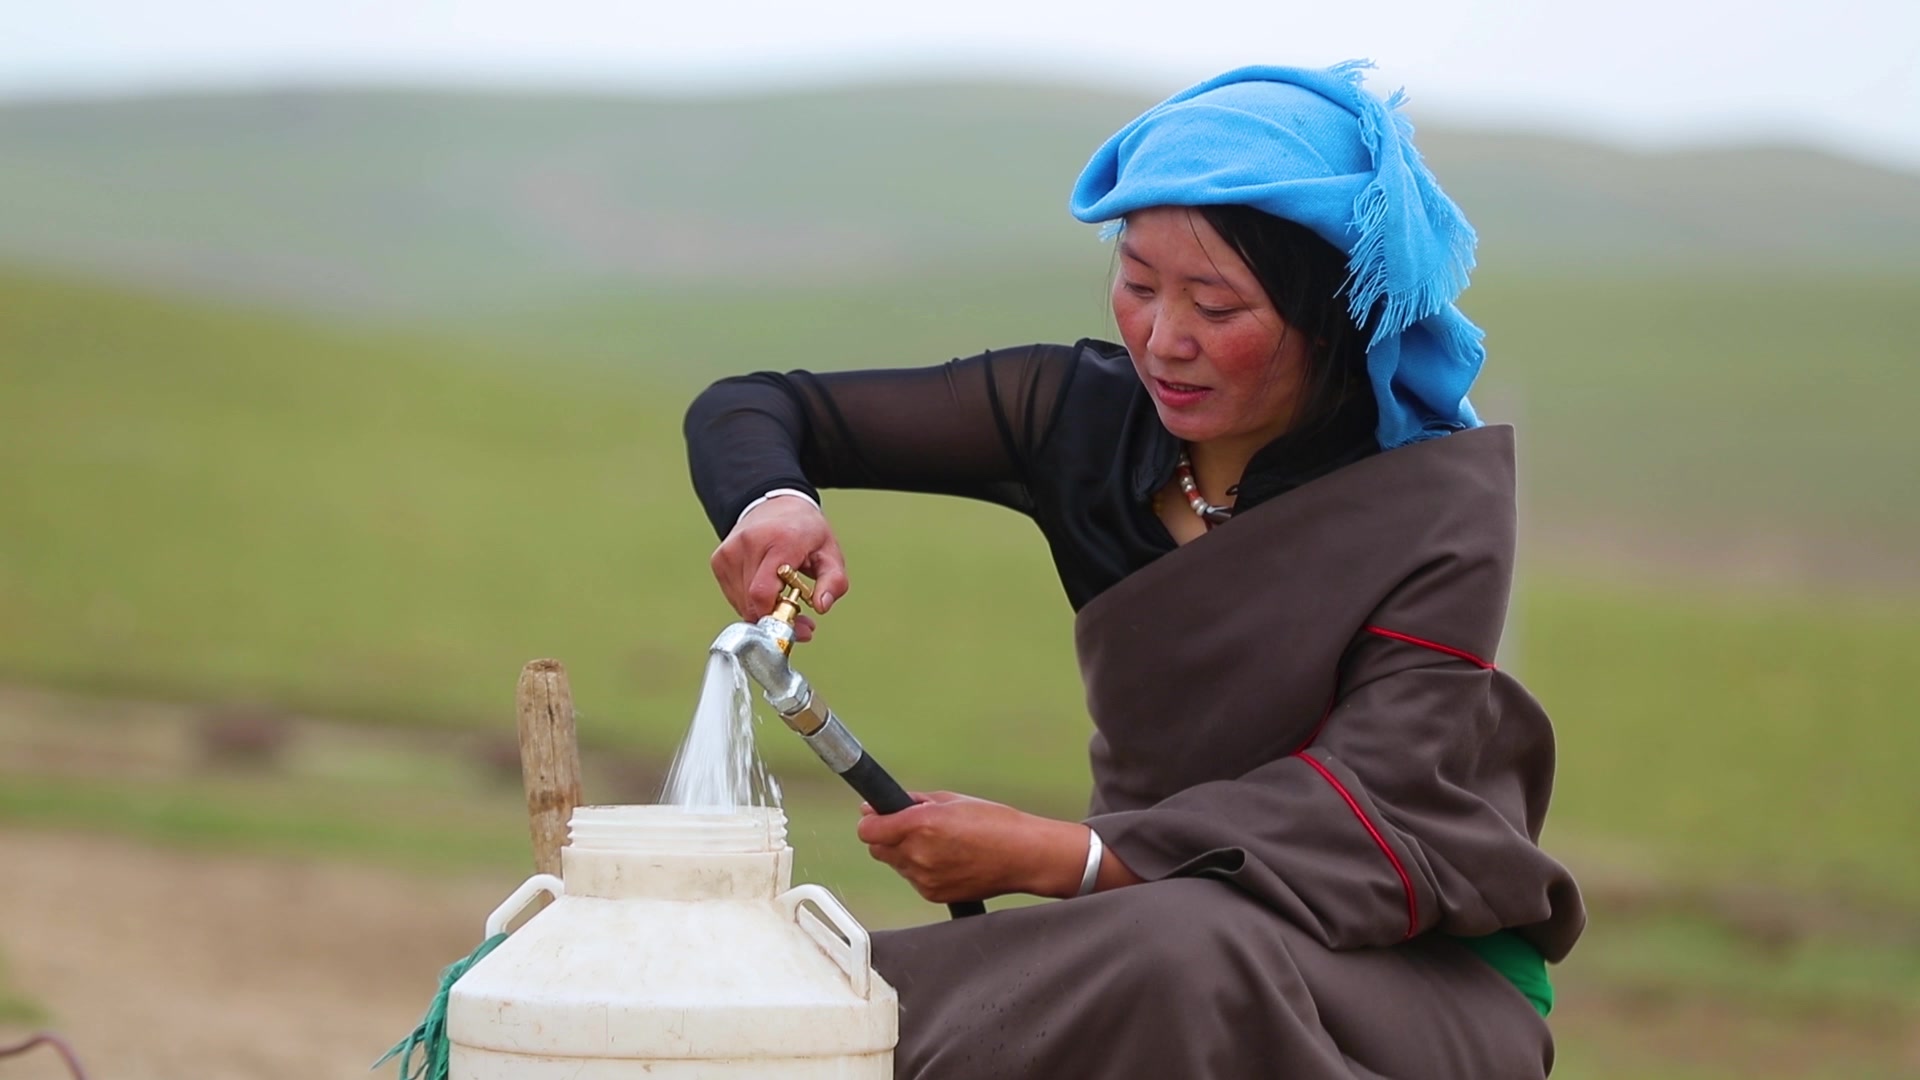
[1173,448,1235,528]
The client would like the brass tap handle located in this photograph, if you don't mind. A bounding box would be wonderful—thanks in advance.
[768,564,820,636]
[776,565,818,610]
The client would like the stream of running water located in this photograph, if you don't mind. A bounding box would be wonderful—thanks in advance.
[660,651,782,809]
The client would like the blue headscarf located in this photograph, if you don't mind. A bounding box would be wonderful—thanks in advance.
[1069,60,1484,449]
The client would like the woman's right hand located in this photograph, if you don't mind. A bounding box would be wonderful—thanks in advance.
[710,495,849,642]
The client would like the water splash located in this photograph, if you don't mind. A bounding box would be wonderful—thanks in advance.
[661,652,782,809]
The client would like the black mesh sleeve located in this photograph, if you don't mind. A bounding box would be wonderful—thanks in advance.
[683,344,1081,537]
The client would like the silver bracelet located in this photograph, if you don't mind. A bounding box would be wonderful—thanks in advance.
[1076,827,1104,897]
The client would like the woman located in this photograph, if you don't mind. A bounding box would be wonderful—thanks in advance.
[685,62,1584,1079]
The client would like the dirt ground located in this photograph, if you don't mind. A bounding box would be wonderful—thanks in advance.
[0,827,522,1080]
[4,684,1918,1080]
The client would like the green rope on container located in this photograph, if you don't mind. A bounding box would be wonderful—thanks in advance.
[371,932,508,1080]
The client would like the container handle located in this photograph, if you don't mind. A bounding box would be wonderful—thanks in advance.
[778,884,871,999]
[484,873,565,938]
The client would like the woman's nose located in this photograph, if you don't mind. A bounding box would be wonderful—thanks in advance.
[1146,308,1199,362]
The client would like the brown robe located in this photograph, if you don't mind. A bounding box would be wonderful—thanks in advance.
[871,425,1586,1079]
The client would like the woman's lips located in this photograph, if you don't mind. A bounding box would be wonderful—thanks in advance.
[1152,377,1211,408]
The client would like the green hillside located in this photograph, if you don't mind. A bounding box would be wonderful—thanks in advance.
[1,85,1916,318]
[5,264,1920,903]
[1418,133,1920,268]
[0,85,1125,315]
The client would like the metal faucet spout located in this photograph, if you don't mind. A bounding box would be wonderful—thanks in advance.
[702,585,987,920]
[709,620,810,715]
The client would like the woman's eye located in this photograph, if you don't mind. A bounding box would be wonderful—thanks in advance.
[1197,306,1239,320]
[1121,282,1154,298]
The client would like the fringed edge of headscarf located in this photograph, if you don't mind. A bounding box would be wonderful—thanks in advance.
[1332,60,1479,346]
[1373,306,1489,448]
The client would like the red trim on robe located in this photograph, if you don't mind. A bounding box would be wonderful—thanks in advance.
[1295,750,1420,941]
[1364,625,1496,669]
[1283,626,1488,938]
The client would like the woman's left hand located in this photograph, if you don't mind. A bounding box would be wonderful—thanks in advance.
[856,792,1089,904]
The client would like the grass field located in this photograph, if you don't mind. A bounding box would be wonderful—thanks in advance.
[4,264,1919,1076]
[5,263,1919,881]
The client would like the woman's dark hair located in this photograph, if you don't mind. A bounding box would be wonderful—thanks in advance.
[1195,204,1376,445]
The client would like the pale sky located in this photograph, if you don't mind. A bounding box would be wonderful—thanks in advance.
[8,0,1920,169]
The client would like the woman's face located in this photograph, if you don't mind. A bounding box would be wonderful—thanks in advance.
[1110,207,1307,453]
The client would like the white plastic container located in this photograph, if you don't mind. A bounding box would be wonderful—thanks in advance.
[448,805,898,1078]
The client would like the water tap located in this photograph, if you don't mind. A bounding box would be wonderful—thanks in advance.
[706,566,983,918]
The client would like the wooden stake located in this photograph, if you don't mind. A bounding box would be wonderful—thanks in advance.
[515,658,583,878]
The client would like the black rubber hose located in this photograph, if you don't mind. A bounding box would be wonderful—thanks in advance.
[840,751,986,919]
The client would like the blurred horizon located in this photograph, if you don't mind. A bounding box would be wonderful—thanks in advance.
[8,73,1920,181]
[11,0,1920,169]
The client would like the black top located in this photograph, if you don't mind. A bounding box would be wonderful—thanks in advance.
[684,339,1379,611]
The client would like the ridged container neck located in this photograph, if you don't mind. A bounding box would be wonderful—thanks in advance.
[568,805,788,855]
